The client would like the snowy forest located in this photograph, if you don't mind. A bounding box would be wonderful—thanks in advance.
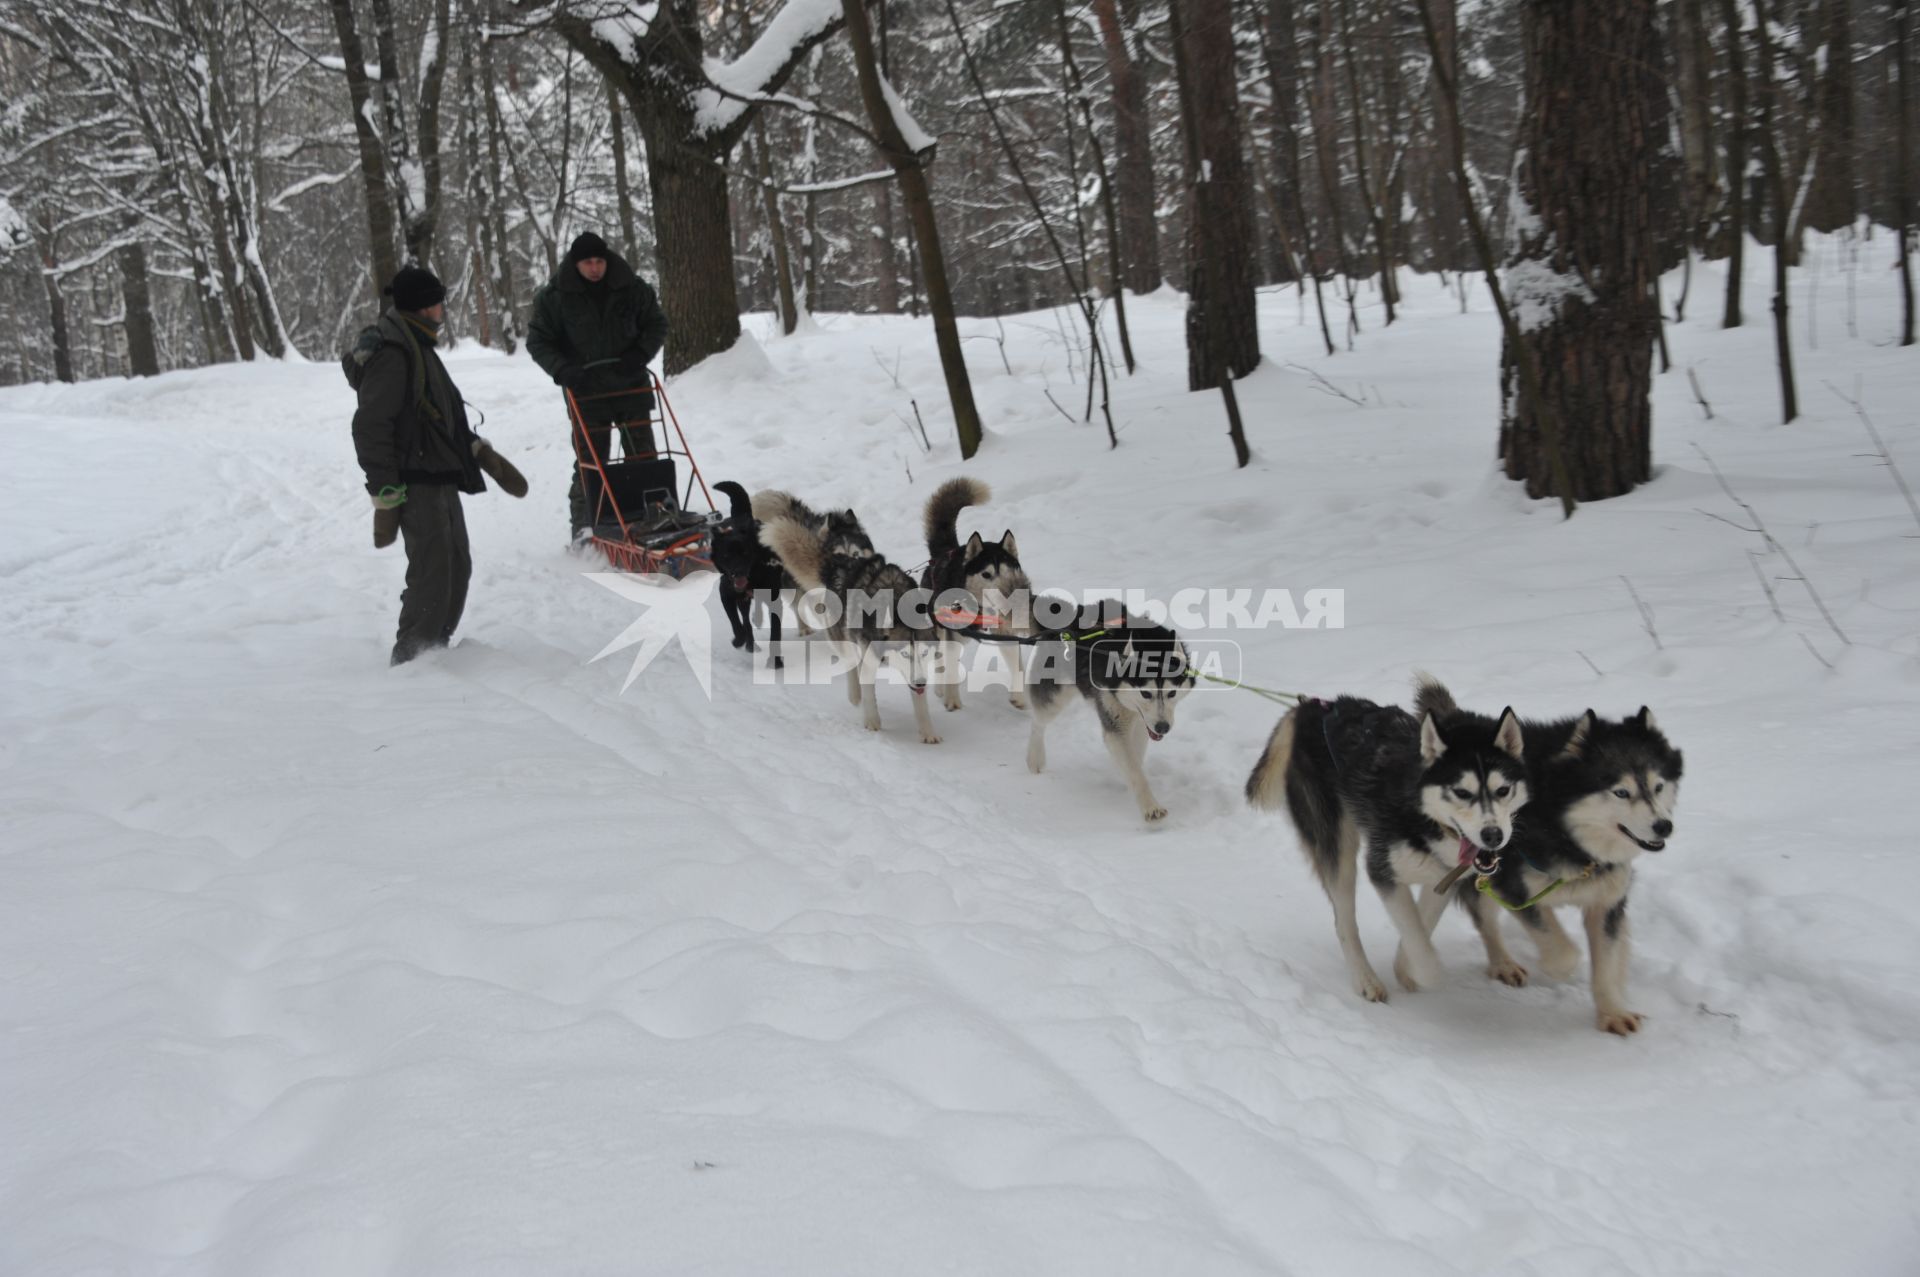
[1,1,1913,475]
[8,2,1920,1269]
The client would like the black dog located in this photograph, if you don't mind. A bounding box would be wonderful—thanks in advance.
[711,481,784,664]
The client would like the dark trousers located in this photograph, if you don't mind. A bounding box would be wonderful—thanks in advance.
[393,483,471,665]
[569,418,660,533]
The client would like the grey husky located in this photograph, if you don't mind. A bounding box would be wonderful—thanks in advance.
[919,477,1032,712]
[760,514,949,744]
[1025,604,1191,823]
[1245,678,1530,1003]
[1400,681,1684,1035]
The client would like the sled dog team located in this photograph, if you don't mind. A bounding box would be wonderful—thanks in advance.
[720,477,1685,1036]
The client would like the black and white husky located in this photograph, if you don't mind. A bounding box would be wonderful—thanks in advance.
[1245,679,1530,1003]
[749,488,873,564]
[1403,681,1684,1035]
[760,514,949,744]
[1025,603,1191,823]
[918,477,1032,712]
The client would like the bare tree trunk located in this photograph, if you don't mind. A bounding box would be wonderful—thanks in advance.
[1500,0,1666,502]
[1169,0,1253,465]
[872,0,901,313]
[609,81,639,255]
[632,105,742,372]
[1337,0,1395,323]
[747,126,799,334]
[1261,0,1334,355]
[1897,0,1915,346]
[1422,0,1471,270]
[1718,0,1748,327]
[1056,0,1135,371]
[1309,1,1359,339]
[328,0,399,299]
[1091,0,1161,292]
[1675,0,1717,249]
[841,0,982,457]
[478,14,518,351]
[120,241,161,377]
[37,221,74,384]
[411,0,452,267]
[1749,0,1798,420]
[1169,0,1260,394]
[1805,0,1857,233]
[872,179,900,312]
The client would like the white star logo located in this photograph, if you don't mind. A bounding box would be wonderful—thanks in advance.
[585,570,721,698]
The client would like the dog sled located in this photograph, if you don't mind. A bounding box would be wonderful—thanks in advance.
[567,373,722,576]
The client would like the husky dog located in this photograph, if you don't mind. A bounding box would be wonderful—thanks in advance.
[918,477,1032,712]
[710,481,784,662]
[750,489,872,562]
[1024,603,1191,823]
[760,516,948,744]
[1245,680,1529,1003]
[1403,682,1683,1035]
[746,489,873,636]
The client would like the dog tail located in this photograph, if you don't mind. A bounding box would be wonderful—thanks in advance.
[1247,700,1348,889]
[751,488,810,526]
[924,477,989,558]
[1245,709,1299,812]
[715,481,754,524]
[760,517,825,591]
[1411,670,1457,721]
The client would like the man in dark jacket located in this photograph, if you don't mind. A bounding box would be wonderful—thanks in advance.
[351,265,526,666]
[526,232,669,540]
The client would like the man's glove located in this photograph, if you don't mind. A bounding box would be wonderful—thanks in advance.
[618,349,652,381]
[472,438,529,498]
[556,363,587,389]
[372,484,406,549]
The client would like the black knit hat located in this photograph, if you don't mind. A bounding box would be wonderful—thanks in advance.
[385,265,446,312]
[568,231,610,263]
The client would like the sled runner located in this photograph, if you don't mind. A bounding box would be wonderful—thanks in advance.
[567,374,720,576]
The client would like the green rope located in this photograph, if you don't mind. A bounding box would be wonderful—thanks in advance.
[1193,670,1305,705]
[1475,872,1568,912]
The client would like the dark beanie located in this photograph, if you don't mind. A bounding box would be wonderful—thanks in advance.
[568,231,610,263]
[385,265,446,312]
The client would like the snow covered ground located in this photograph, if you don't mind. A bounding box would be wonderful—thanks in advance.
[4,238,1918,1275]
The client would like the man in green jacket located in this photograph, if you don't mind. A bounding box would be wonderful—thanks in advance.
[351,265,527,666]
[526,232,670,541]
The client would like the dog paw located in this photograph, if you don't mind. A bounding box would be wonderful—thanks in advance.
[921,731,942,745]
[731,635,748,649]
[771,656,784,671]
[1391,948,1416,992]
[1489,960,1530,988]
[1009,694,1028,710]
[1357,976,1390,1003]
[1142,805,1168,823]
[1597,1009,1643,1036]
[943,699,963,713]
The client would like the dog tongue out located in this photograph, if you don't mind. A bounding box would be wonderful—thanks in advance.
[1457,837,1475,866]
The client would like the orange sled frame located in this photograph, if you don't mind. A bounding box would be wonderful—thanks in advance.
[567,375,721,576]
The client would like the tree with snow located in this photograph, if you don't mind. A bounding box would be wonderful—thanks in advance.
[527,0,846,374]
[1498,0,1670,503]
